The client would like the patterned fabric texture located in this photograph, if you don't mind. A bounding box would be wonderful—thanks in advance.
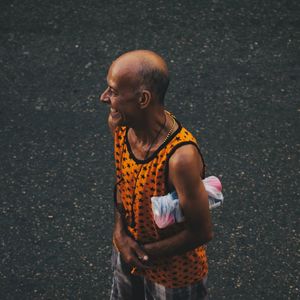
[114,116,208,288]
[110,248,208,300]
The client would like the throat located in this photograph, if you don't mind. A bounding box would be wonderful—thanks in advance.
[128,129,164,161]
[128,116,167,161]
[127,111,177,161]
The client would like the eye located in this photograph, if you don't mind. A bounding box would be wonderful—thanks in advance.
[109,87,118,96]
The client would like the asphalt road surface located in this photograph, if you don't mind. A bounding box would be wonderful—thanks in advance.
[1,0,299,299]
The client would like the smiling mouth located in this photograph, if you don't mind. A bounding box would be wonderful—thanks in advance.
[110,108,120,117]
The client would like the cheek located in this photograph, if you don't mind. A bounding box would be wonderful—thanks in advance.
[111,96,138,117]
[109,97,119,108]
[111,98,125,111]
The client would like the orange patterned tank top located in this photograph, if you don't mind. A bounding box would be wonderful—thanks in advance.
[114,116,208,288]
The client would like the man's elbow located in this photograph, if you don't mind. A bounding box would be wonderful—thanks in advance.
[197,231,214,246]
[194,230,214,246]
[205,230,214,243]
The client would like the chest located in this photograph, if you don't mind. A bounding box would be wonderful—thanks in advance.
[128,138,162,162]
[124,161,160,187]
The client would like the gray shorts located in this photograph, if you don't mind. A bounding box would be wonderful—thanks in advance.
[110,247,208,300]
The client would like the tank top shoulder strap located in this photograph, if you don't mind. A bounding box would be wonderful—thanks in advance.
[163,125,206,192]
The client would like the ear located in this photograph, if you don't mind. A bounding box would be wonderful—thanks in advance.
[138,90,151,109]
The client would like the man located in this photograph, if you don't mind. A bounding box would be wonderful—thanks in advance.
[100,50,213,300]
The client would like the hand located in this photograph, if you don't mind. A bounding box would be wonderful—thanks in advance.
[113,233,150,270]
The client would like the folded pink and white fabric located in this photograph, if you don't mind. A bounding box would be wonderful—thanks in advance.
[151,176,224,229]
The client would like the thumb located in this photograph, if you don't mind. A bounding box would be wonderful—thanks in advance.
[134,244,149,261]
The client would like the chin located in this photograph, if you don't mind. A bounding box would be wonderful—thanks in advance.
[109,114,126,128]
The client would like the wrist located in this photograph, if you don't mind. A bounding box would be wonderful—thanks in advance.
[113,229,129,250]
[113,227,126,241]
[112,236,121,252]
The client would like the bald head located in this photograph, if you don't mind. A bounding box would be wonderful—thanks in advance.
[111,50,170,104]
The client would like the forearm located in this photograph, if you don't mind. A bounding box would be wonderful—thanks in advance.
[113,186,127,237]
[113,203,129,244]
[113,199,150,269]
[144,228,213,259]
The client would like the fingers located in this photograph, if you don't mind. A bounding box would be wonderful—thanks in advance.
[128,247,150,269]
[124,243,151,270]
[133,244,149,263]
[115,234,151,270]
[129,254,149,270]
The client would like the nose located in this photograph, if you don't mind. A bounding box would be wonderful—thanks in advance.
[100,87,110,104]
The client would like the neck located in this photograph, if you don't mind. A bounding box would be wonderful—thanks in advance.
[130,107,166,145]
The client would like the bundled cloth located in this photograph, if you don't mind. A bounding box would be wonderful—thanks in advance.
[151,176,224,229]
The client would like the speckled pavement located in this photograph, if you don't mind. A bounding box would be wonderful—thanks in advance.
[1,0,299,299]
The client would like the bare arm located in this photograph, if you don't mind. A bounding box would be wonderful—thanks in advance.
[113,188,150,269]
[143,144,213,258]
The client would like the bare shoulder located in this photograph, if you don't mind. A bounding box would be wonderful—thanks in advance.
[168,144,205,202]
[169,144,203,173]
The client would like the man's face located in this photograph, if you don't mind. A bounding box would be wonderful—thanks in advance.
[100,62,141,128]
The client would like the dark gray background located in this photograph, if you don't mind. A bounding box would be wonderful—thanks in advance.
[1,0,299,299]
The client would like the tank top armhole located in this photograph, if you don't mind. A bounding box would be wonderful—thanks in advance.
[114,126,127,185]
[164,141,206,193]
[114,127,121,161]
